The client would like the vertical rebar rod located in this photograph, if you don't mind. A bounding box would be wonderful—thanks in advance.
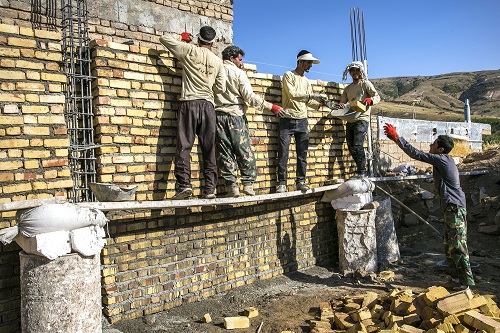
[61,0,96,202]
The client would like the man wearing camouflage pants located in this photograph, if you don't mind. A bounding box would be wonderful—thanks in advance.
[215,45,284,197]
[384,124,475,290]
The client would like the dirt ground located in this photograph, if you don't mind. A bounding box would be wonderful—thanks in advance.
[105,147,500,333]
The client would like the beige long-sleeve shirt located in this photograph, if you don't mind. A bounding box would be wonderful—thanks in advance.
[281,70,320,119]
[215,60,272,117]
[159,33,226,106]
[340,79,380,123]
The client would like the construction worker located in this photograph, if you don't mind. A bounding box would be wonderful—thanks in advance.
[384,124,475,290]
[159,26,226,200]
[277,50,326,193]
[339,61,380,178]
[215,46,285,197]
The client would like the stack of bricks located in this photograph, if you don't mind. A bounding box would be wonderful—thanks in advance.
[309,287,500,333]
[0,23,73,215]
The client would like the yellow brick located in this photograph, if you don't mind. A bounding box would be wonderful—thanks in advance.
[39,95,65,103]
[23,126,50,136]
[0,138,29,148]
[41,72,66,82]
[0,70,26,80]
[8,37,37,48]
[37,115,66,124]
[34,29,61,40]
[0,23,19,33]
[15,60,44,70]
[23,150,51,158]
[47,179,73,189]
[0,161,23,171]
[3,183,31,193]
[6,127,21,135]
[19,26,34,37]
[21,105,50,114]
[24,160,40,169]
[43,138,70,147]
[0,47,20,57]
[16,82,45,91]
[0,116,23,125]
[0,93,25,102]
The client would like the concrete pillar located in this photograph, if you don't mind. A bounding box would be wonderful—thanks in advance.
[336,208,377,274]
[374,197,400,265]
[20,252,102,333]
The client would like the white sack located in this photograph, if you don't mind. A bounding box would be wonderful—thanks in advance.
[16,204,108,237]
[322,178,375,202]
[0,226,19,245]
[15,231,71,260]
[331,192,373,211]
[70,225,106,257]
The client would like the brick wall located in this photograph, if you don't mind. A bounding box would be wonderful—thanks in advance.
[0,23,74,333]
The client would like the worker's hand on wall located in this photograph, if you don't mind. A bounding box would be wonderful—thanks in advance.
[383,123,399,142]
[271,104,286,117]
[180,32,193,43]
[363,97,373,106]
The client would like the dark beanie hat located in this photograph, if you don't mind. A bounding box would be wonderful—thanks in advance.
[199,26,216,43]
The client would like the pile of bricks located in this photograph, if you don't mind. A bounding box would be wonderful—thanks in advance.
[309,286,500,333]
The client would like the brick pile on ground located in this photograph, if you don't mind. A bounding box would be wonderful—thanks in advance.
[308,286,500,333]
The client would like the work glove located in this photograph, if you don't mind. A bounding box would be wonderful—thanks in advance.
[180,32,193,43]
[383,123,399,142]
[310,93,327,105]
[271,104,286,117]
[338,102,346,109]
[363,97,373,106]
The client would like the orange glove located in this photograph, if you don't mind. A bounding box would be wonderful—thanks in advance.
[271,104,285,117]
[363,97,373,106]
[383,123,399,142]
[180,32,192,43]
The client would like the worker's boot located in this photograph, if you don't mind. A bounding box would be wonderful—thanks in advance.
[226,185,240,198]
[242,184,255,196]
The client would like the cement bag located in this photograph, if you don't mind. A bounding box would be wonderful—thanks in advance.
[324,178,375,202]
[15,230,71,260]
[16,204,108,237]
[70,225,106,257]
[0,226,19,245]
[332,192,373,211]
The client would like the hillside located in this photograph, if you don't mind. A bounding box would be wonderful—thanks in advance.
[370,70,500,121]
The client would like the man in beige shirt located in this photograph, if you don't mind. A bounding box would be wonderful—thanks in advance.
[215,45,284,197]
[339,61,380,178]
[277,50,325,193]
[160,26,226,199]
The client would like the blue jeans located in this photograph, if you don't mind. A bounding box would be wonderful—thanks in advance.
[345,120,368,174]
[278,118,309,185]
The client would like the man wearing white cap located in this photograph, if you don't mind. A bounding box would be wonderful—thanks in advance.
[277,50,326,193]
[160,26,226,200]
[339,61,380,178]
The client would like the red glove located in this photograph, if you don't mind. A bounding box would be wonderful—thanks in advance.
[339,102,345,108]
[180,32,192,42]
[383,123,399,141]
[363,97,373,106]
[271,104,285,117]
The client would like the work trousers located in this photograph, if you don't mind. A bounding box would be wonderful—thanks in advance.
[345,120,368,174]
[278,118,309,185]
[174,100,217,195]
[215,112,257,186]
[443,204,475,286]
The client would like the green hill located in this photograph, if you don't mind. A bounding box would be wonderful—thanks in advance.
[370,70,500,121]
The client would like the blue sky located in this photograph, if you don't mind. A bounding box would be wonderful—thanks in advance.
[232,0,500,81]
